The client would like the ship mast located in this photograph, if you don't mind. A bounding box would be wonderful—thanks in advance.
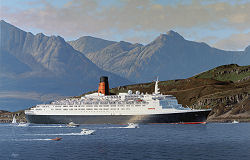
[154,77,160,95]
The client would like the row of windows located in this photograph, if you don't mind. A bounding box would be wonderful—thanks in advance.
[37,104,146,109]
[54,101,148,105]
[35,108,133,111]
[46,101,149,106]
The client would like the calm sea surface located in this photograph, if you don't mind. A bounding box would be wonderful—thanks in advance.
[0,123,249,160]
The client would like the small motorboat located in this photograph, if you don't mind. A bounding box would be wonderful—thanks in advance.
[67,122,80,127]
[80,128,95,135]
[124,123,139,128]
[17,122,29,127]
[51,137,62,141]
[232,120,239,124]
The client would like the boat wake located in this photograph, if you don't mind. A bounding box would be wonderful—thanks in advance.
[1,124,66,128]
[24,129,95,136]
[0,124,16,127]
[24,133,85,136]
[14,138,52,141]
[104,126,132,129]
[1,123,30,127]
[29,125,65,128]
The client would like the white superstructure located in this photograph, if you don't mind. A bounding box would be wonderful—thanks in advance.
[25,79,199,116]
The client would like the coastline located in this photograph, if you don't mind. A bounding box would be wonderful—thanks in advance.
[0,110,27,123]
[207,117,250,123]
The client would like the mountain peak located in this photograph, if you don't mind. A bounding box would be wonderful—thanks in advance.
[245,45,250,52]
[151,30,184,44]
[0,20,24,33]
[68,36,116,54]
[1,20,13,27]
[0,20,10,25]
[36,33,45,38]
[118,41,132,45]
[165,30,184,39]
[78,36,100,41]
[76,36,115,43]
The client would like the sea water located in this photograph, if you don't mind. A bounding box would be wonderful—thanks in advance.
[0,123,250,160]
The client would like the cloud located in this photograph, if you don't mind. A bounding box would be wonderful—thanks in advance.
[0,91,66,102]
[0,91,41,100]
[1,0,250,48]
[213,32,250,51]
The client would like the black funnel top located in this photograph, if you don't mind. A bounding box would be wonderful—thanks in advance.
[100,76,108,83]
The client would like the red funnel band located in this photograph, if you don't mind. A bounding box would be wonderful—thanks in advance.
[98,82,109,95]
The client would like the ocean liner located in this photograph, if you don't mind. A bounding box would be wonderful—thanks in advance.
[25,77,211,124]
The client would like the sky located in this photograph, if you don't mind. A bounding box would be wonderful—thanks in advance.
[1,0,250,51]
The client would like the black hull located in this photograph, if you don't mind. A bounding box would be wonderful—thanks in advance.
[26,110,211,124]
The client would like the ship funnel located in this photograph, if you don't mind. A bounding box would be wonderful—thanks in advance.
[98,76,109,95]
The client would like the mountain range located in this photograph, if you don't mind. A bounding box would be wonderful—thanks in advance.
[0,20,250,111]
[69,31,250,82]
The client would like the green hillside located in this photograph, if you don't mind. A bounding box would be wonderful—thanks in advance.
[194,64,250,82]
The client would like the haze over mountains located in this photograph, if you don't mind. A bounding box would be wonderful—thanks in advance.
[0,20,249,111]
[69,31,250,82]
[0,20,130,111]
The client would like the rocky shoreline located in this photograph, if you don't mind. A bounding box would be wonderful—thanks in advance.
[0,110,27,123]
